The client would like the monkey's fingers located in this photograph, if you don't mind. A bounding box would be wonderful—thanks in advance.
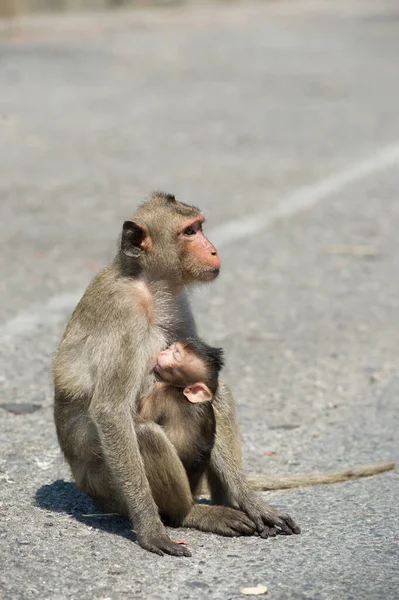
[230,511,257,535]
[275,513,301,535]
[240,507,266,535]
[235,512,257,531]
[261,510,301,536]
[243,502,300,536]
[139,535,192,557]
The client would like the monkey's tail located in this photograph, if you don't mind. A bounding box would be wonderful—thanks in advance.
[198,461,395,496]
[245,461,395,491]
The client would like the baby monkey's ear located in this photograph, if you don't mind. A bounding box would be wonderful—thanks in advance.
[183,383,213,404]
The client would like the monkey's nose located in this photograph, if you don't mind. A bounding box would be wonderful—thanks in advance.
[211,252,221,269]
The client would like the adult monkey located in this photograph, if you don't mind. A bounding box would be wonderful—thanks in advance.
[54,192,393,556]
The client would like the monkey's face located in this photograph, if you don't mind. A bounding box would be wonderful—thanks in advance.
[177,216,221,284]
[121,194,221,286]
[154,343,208,386]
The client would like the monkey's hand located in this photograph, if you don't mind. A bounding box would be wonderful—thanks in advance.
[238,496,301,538]
[137,525,192,557]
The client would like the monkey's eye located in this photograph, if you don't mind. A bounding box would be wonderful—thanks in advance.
[173,349,182,362]
[183,222,202,236]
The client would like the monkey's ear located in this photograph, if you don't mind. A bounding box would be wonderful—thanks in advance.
[121,221,152,257]
[183,383,213,404]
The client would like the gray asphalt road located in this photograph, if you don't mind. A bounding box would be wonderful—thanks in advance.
[1,1,399,599]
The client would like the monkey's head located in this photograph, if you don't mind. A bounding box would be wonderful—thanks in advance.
[154,339,224,404]
[120,192,221,285]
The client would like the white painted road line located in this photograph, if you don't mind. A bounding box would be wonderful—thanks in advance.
[211,142,399,248]
[1,142,399,345]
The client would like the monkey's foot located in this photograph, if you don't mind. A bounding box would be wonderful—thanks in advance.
[182,504,256,536]
[240,497,301,537]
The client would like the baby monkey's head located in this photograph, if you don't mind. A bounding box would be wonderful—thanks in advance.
[154,339,224,404]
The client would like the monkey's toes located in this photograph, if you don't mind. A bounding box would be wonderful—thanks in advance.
[139,535,192,557]
[246,504,300,536]
[275,513,301,535]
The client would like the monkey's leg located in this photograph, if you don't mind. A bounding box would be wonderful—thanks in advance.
[208,381,300,537]
[135,419,193,522]
[135,420,256,537]
[72,455,130,517]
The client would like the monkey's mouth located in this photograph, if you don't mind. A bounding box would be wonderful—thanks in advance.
[153,363,165,381]
[154,362,171,376]
[203,267,220,280]
[153,363,162,375]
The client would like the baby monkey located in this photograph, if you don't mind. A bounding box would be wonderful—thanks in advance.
[137,339,224,494]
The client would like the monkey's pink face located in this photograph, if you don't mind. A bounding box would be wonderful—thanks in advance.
[178,216,221,282]
[154,343,207,385]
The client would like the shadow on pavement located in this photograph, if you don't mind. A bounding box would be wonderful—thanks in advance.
[34,480,136,541]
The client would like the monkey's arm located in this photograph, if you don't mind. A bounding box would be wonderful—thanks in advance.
[200,462,395,494]
[206,382,299,536]
[89,360,190,557]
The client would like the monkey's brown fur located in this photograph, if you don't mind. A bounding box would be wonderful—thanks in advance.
[54,192,394,557]
[137,386,216,502]
[137,339,222,500]
[198,462,395,495]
